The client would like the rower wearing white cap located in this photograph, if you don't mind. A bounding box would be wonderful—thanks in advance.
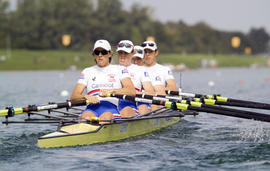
[117,40,155,115]
[70,39,135,122]
[142,40,177,95]
[131,45,145,66]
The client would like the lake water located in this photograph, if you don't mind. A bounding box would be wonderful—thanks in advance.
[1,67,270,171]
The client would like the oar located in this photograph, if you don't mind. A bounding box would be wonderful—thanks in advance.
[137,93,270,118]
[110,94,270,123]
[147,93,270,110]
[166,90,270,110]
[0,100,90,117]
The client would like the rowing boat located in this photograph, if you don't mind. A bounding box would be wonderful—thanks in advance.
[38,109,183,148]
[1,99,190,148]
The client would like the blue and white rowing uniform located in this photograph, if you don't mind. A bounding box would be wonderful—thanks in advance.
[77,64,130,118]
[118,64,152,112]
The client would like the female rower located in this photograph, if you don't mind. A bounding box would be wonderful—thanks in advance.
[117,40,155,115]
[131,45,144,66]
[142,40,177,110]
[142,40,177,94]
[70,39,135,122]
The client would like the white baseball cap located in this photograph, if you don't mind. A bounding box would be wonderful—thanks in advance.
[133,45,144,59]
[142,40,157,51]
[116,40,134,53]
[93,39,111,51]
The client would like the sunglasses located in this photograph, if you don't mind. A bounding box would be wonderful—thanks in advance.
[117,43,133,48]
[136,49,143,54]
[141,43,155,47]
[94,49,109,55]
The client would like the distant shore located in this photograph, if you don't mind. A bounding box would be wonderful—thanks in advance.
[0,49,269,71]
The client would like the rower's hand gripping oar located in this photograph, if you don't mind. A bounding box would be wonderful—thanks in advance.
[166,90,270,110]
[0,100,90,117]
[110,93,270,123]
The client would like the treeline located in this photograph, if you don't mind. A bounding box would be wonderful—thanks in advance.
[0,0,269,54]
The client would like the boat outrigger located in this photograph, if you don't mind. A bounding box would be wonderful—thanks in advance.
[1,91,270,148]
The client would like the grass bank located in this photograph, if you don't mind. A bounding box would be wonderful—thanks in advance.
[0,49,269,70]
[159,53,269,69]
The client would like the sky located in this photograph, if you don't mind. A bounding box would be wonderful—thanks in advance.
[8,0,270,34]
[119,0,270,34]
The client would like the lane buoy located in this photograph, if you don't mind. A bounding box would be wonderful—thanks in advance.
[60,90,69,97]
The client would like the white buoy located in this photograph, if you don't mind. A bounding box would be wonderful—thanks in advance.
[208,81,215,87]
[60,90,69,97]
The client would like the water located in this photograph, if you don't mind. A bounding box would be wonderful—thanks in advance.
[1,68,270,171]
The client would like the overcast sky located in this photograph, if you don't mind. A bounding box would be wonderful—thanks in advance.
[9,0,270,34]
[120,0,270,34]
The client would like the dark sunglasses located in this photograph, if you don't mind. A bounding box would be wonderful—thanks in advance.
[117,43,132,48]
[94,49,109,55]
[136,49,143,54]
[141,43,155,47]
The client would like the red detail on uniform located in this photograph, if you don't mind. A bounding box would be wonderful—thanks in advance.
[130,73,135,79]
[113,115,121,118]
[135,88,140,92]
[108,74,116,82]
[87,89,100,95]
[160,101,164,105]
[79,73,85,79]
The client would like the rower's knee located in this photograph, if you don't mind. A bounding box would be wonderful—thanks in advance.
[100,112,113,124]
[138,105,151,115]
[100,112,113,120]
[80,111,96,120]
[120,107,136,117]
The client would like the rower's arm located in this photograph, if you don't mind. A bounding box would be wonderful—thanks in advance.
[153,85,166,95]
[99,78,135,97]
[114,77,136,96]
[70,83,87,101]
[165,79,177,91]
[141,81,155,95]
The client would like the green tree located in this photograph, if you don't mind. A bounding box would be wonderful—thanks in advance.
[0,0,9,47]
[1,0,269,55]
[248,28,270,54]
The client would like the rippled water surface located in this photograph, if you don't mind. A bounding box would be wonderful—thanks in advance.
[1,68,270,171]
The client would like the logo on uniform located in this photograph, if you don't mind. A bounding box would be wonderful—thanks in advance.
[155,76,161,81]
[108,74,116,82]
[144,72,149,77]
[79,73,84,79]
[130,73,135,79]
[122,68,128,74]
[168,70,173,75]
[92,77,96,81]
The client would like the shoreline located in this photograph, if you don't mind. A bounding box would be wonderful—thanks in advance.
[0,49,269,71]
[1,66,269,72]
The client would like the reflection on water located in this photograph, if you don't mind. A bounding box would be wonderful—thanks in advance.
[1,67,270,170]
